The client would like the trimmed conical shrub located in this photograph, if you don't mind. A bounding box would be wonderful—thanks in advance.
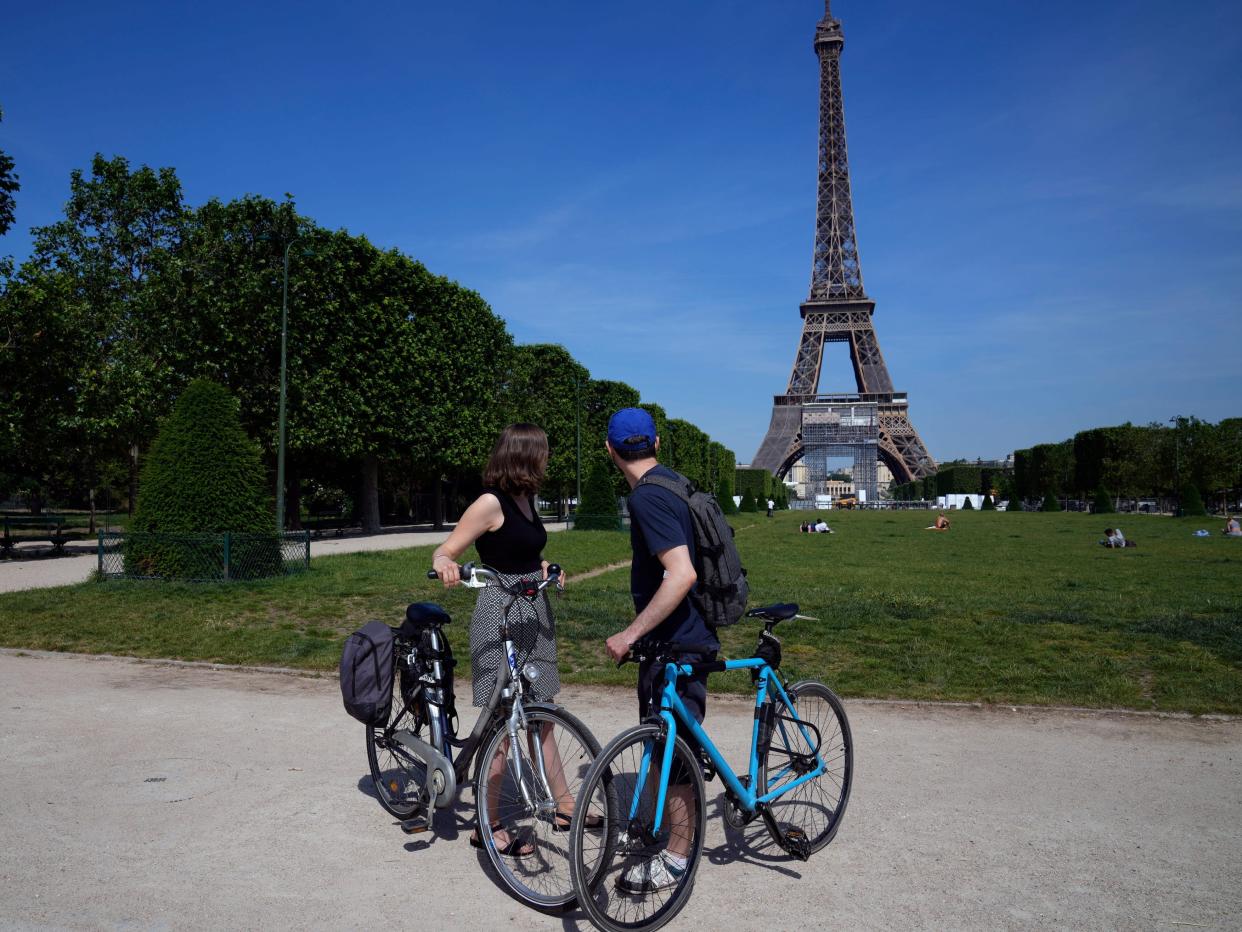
[962,497,974,510]
[127,379,276,579]
[739,491,757,513]
[574,456,622,530]
[981,494,996,510]
[1093,489,1114,514]
[716,478,738,515]
[1041,492,1061,512]
[1179,482,1206,517]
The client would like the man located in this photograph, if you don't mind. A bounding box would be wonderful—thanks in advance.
[603,407,718,893]
[766,497,774,518]
[813,516,833,533]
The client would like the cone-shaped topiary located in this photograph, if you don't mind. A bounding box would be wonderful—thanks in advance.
[739,491,757,513]
[574,456,622,530]
[128,379,276,579]
[1093,489,1114,514]
[1041,492,1061,512]
[981,494,996,510]
[1179,482,1206,517]
[962,497,974,510]
[717,478,738,514]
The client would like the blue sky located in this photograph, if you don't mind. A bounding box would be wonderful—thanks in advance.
[3,0,1240,463]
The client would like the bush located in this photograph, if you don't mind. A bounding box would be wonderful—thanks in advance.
[1041,492,1061,512]
[1093,489,1114,514]
[573,456,622,530]
[716,478,738,515]
[1179,483,1207,517]
[126,380,277,579]
[981,494,996,511]
[739,491,757,513]
[962,498,974,510]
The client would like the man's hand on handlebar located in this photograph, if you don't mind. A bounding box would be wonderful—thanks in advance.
[606,630,635,665]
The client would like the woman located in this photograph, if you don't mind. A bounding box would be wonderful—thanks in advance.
[430,423,569,855]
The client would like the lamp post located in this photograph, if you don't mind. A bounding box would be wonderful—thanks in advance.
[276,237,310,531]
[574,375,582,510]
[1168,415,1181,516]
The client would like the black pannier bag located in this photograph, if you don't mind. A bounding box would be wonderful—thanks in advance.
[339,619,396,725]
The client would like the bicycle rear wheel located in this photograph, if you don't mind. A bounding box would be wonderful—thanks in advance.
[366,693,428,820]
[570,724,706,932]
[474,706,600,911]
[758,679,852,854]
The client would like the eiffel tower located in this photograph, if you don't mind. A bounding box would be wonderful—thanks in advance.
[752,1,935,486]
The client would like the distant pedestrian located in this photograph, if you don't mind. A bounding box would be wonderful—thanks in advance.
[766,498,775,518]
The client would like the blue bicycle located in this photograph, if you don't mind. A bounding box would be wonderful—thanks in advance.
[568,603,853,931]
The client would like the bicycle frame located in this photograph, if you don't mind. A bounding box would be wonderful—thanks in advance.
[636,658,828,838]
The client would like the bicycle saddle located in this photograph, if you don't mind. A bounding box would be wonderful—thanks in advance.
[745,603,799,621]
[404,602,451,629]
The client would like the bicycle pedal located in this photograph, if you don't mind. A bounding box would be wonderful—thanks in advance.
[784,828,811,862]
[400,819,431,835]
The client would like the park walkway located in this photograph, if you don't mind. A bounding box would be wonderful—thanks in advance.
[0,523,568,594]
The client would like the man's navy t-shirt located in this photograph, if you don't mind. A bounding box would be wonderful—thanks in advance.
[626,465,719,651]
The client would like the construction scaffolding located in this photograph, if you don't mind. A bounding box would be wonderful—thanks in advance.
[800,399,879,503]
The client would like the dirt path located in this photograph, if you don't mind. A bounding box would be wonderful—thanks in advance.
[1,650,1238,930]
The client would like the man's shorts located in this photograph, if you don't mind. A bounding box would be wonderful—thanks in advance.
[637,650,715,785]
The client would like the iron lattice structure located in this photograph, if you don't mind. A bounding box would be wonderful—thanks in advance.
[800,400,879,503]
[753,1,935,485]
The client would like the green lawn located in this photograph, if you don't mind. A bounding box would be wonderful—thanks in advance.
[1,511,1238,713]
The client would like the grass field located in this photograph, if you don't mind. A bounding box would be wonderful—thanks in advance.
[1,511,1238,713]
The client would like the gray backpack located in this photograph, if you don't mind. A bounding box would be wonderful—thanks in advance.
[339,619,396,725]
[637,470,750,628]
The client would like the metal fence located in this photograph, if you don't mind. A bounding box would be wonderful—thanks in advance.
[97,530,311,582]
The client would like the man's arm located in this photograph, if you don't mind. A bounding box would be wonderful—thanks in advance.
[605,545,696,662]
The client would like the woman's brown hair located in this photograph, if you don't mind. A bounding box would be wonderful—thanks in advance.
[483,423,548,497]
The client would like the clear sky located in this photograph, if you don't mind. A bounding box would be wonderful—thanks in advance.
[3,0,1240,463]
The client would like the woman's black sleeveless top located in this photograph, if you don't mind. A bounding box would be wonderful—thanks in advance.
[475,488,547,574]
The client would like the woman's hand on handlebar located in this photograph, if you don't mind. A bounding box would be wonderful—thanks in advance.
[542,561,566,591]
[431,553,460,588]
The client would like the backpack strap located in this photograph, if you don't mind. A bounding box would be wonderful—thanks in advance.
[637,470,695,499]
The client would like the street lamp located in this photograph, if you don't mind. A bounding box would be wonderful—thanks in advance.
[276,237,312,531]
[574,375,582,512]
[1168,415,1182,516]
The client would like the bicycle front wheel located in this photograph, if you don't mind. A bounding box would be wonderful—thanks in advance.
[758,679,853,854]
[366,694,428,820]
[570,724,706,932]
[474,705,601,911]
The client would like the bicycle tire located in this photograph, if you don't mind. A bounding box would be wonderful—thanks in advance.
[474,705,601,912]
[757,679,852,855]
[569,724,706,932]
[366,693,428,820]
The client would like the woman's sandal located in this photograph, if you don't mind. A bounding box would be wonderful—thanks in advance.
[470,821,535,858]
[553,810,605,832]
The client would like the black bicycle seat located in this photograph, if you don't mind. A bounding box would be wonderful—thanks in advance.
[404,602,451,629]
[745,603,799,621]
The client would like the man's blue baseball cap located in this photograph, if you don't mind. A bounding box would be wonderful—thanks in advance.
[607,407,657,453]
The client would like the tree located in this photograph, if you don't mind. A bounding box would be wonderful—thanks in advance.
[127,380,273,578]
[716,477,737,514]
[1179,482,1206,517]
[981,494,995,510]
[0,106,18,236]
[1041,492,1061,512]
[574,455,621,530]
[1092,489,1114,514]
[739,490,757,513]
[962,497,974,510]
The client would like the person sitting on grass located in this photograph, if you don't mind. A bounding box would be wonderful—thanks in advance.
[1224,516,1241,538]
[926,512,950,531]
[1100,527,1124,548]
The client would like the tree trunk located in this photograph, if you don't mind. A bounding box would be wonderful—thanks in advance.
[360,454,382,534]
[433,478,445,531]
[287,462,303,531]
[88,487,96,535]
[129,443,139,515]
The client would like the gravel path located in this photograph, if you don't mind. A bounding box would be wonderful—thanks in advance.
[1,650,1238,930]
[0,524,569,594]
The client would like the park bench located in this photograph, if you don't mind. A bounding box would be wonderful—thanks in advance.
[304,505,354,538]
[0,514,79,557]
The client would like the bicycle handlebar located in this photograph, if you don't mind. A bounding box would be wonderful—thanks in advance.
[426,561,562,596]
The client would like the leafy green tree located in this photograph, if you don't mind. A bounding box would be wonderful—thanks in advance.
[574,455,621,530]
[128,380,273,578]
[1041,492,1061,512]
[1179,482,1206,517]
[1093,489,1114,513]
[0,106,18,236]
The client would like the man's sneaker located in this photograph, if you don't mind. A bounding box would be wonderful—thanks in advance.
[615,851,686,894]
